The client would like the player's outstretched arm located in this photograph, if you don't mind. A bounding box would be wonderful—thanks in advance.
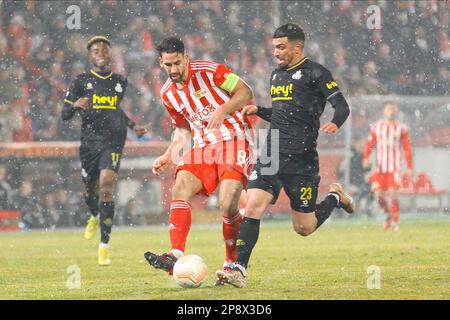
[207,79,253,130]
[241,105,273,122]
[152,127,191,176]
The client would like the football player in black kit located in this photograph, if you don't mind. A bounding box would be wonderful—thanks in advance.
[62,36,147,266]
[216,24,355,287]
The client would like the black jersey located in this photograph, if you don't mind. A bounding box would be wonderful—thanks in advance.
[62,70,133,149]
[262,57,342,155]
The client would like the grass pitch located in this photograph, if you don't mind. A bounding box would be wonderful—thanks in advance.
[0,216,449,300]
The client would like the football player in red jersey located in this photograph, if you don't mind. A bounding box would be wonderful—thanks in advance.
[144,37,254,285]
[363,101,413,231]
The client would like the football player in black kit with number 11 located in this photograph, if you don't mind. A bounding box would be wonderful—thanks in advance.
[217,24,356,287]
[62,36,147,266]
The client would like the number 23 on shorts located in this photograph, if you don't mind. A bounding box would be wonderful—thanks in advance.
[300,187,312,200]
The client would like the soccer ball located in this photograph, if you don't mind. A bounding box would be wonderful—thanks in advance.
[172,254,208,288]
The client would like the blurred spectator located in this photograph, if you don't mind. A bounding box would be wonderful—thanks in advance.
[375,43,398,91]
[338,138,373,217]
[121,198,143,226]
[361,60,387,94]
[54,189,76,227]
[43,191,59,228]
[12,180,46,229]
[0,165,13,210]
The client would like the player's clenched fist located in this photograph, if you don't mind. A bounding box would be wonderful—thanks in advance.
[152,153,172,176]
[241,105,258,116]
[73,97,89,110]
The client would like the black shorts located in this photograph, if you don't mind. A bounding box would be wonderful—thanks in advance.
[79,145,123,184]
[247,152,320,213]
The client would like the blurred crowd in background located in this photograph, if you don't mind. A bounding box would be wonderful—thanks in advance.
[1,0,449,228]
[1,0,449,144]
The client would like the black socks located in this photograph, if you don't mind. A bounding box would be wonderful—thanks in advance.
[236,217,261,269]
[100,202,115,244]
[315,193,338,228]
[85,193,99,217]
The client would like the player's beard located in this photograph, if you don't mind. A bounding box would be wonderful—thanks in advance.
[170,73,183,83]
[277,52,295,69]
[276,56,290,69]
[169,69,186,83]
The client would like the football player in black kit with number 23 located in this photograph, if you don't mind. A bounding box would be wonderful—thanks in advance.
[217,24,356,287]
[62,36,147,266]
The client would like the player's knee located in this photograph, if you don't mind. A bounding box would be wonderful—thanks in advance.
[219,191,240,215]
[172,178,192,200]
[219,197,236,215]
[245,205,264,219]
[293,224,314,237]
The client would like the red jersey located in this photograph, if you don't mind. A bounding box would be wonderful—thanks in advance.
[364,120,413,174]
[160,60,253,148]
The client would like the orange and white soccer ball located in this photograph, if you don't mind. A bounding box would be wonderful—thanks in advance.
[173,254,208,288]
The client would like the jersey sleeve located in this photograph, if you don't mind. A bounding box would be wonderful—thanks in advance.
[64,75,84,105]
[118,77,128,101]
[62,75,84,121]
[314,65,341,100]
[161,96,190,129]
[213,64,240,93]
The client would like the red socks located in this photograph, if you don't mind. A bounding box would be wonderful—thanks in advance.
[169,200,191,253]
[222,211,243,263]
[391,198,400,224]
[378,196,390,214]
[169,200,243,261]
[378,196,400,224]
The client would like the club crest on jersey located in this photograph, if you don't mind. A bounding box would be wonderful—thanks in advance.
[194,89,207,99]
[86,82,93,90]
[292,70,303,80]
[115,83,123,93]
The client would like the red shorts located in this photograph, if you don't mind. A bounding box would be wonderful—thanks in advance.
[369,172,401,191]
[176,139,254,196]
